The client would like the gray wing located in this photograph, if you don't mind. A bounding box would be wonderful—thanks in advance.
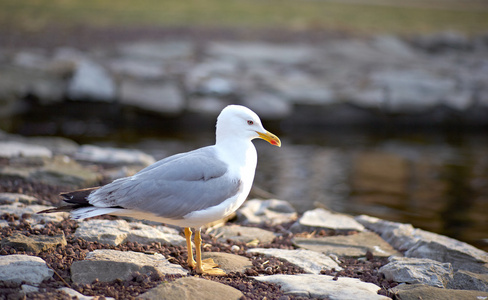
[89,146,242,219]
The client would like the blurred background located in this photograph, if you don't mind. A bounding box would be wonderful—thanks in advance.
[0,0,487,250]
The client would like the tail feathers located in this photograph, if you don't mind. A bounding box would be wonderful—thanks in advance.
[70,206,122,220]
[39,186,122,220]
[60,187,100,205]
[37,205,85,214]
[38,205,121,220]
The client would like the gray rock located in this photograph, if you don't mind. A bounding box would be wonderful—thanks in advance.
[197,76,238,96]
[391,283,488,300]
[247,248,342,274]
[356,215,488,272]
[355,215,418,250]
[208,42,318,64]
[68,59,115,101]
[140,277,243,300]
[120,79,185,114]
[13,50,49,70]
[0,141,52,158]
[31,156,102,187]
[270,74,337,105]
[210,225,276,244]
[187,97,228,115]
[117,41,194,62]
[448,270,488,292]
[75,144,155,166]
[108,58,166,79]
[0,255,54,285]
[405,240,488,272]
[1,233,67,254]
[1,203,68,223]
[21,284,39,295]
[253,274,390,299]
[18,136,79,155]
[74,219,186,246]
[126,223,186,247]
[370,69,456,113]
[0,65,65,106]
[291,208,365,233]
[0,154,101,188]
[242,91,292,119]
[372,35,416,59]
[293,231,399,258]
[58,287,115,300]
[379,256,453,288]
[201,252,253,274]
[0,193,38,205]
[185,59,239,95]
[237,199,297,225]
[71,249,187,284]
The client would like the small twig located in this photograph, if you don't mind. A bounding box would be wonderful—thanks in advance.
[47,263,71,288]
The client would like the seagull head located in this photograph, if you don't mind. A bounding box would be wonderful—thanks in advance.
[216,105,281,147]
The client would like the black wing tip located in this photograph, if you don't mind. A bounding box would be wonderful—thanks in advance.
[59,187,99,204]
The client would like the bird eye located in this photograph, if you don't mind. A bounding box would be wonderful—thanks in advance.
[247,120,254,125]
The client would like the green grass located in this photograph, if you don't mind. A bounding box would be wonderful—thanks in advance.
[1,0,488,35]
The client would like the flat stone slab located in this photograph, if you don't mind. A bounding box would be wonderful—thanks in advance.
[0,141,52,158]
[202,252,253,274]
[210,225,276,244]
[392,283,488,300]
[1,203,68,223]
[291,208,365,233]
[447,270,488,292]
[71,249,187,284]
[75,144,155,166]
[253,274,389,299]
[379,256,453,288]
[140,277,243,300]
[0,193,38,205]
[293,231,400,258]
[0,255,53,285]
[0,157,102,188]
[1,233,67,254]
[74,219,186,246]
[236,199,297,225]
[356,214,488,272]
[247,248,342,274]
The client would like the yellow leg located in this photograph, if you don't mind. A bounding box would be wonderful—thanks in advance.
[195,228,226,276]
[184,227,196,268]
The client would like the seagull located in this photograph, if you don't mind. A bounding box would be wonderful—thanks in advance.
[40,105,281,275]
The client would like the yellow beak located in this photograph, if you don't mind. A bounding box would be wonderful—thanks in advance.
[257,131,281,147]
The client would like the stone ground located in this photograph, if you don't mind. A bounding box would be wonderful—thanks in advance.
[0,202,395,299]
